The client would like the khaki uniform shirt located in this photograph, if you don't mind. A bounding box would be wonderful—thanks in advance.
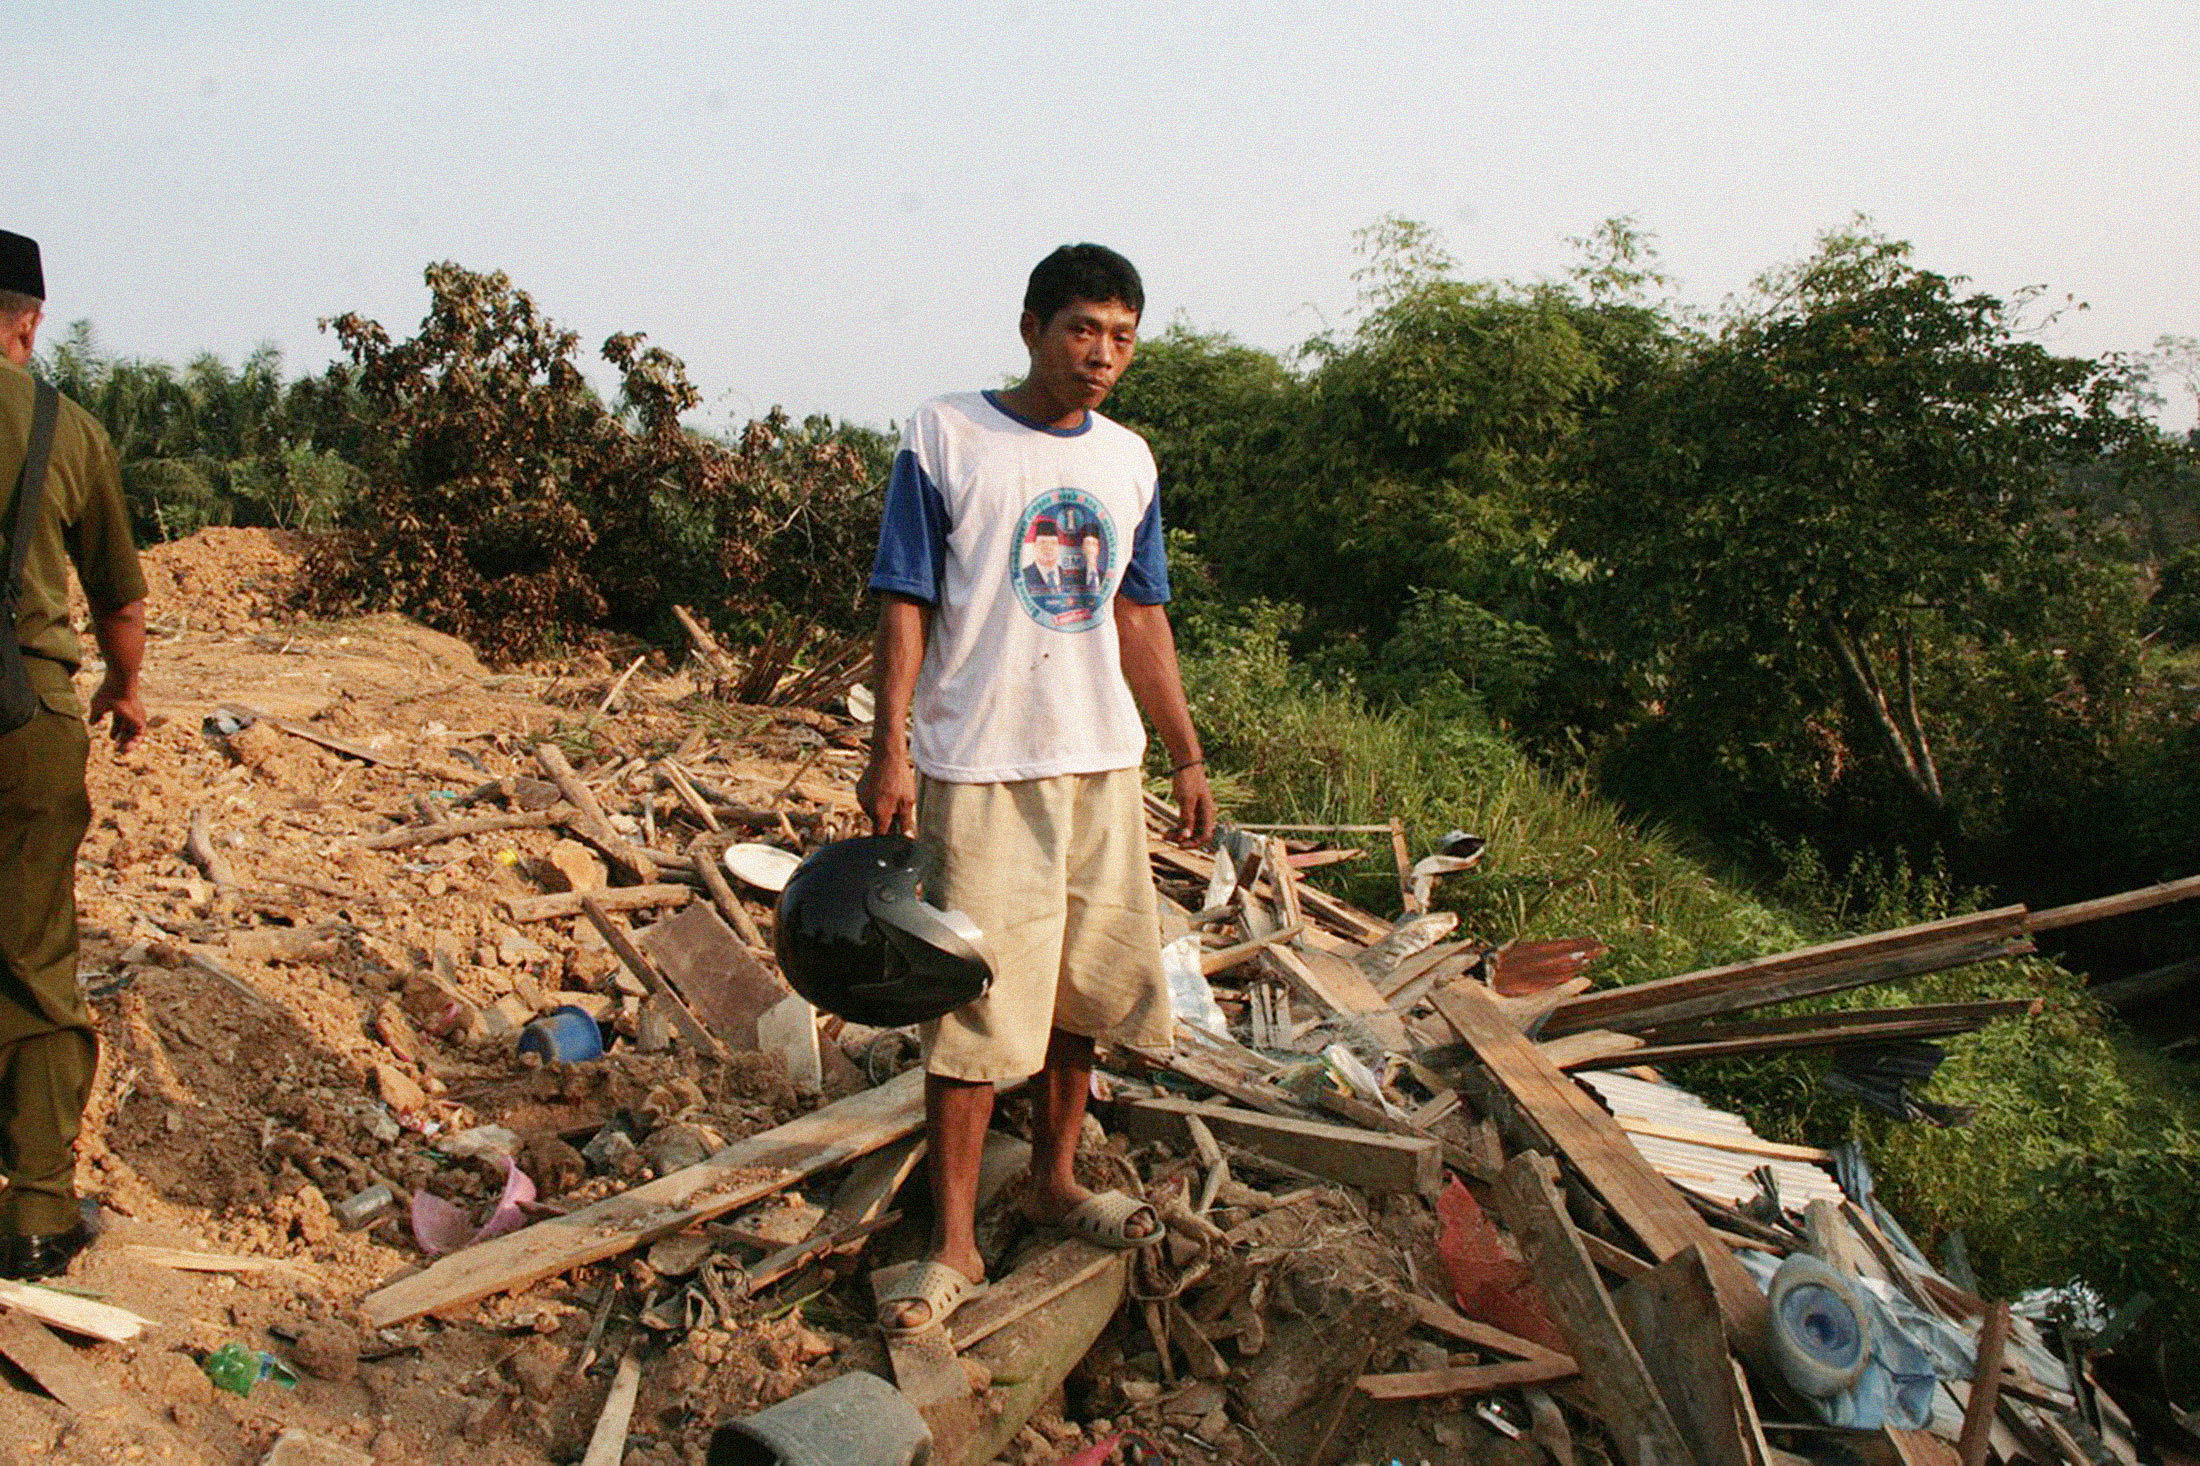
[1,356,146,717]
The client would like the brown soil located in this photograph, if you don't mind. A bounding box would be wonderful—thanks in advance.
[9,527,1464,1466]
[8,528,868,1464]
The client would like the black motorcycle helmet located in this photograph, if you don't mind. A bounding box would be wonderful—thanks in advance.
[774,835,994,1027]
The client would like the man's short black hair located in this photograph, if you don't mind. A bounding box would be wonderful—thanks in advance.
[1024,244,1143,326]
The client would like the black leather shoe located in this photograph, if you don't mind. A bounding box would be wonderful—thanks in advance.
[3,1208,100,1281]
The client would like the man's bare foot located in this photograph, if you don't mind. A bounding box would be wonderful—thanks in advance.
[1023,1180,1159,1241]
[883,1249,986,1332]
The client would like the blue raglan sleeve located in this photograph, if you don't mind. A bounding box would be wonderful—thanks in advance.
[868,446,951,603]
[1118,489,1171,605]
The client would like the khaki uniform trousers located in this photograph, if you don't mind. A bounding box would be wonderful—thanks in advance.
[0,695,96,1238]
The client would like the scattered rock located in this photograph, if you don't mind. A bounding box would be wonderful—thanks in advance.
[540,840,607,894]
[262,1428,373,1466]
[372,1062,428,1115]
[290,1322,362,1383]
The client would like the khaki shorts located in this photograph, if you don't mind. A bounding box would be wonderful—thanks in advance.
[916,767,1170,1082]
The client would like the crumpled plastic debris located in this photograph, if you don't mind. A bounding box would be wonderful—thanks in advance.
[411,1155,537,1255]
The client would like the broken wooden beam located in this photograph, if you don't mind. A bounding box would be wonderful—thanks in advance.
[581,897,731,1062]
[0,1281,155,1342]
[1613,1247,1754,1466]
[1199,921,1307,976]
[536,743,657,884]
[1427,980,1771,1359]
[2028,873,2200,932]
[1547,930,2033,1040]
[1543,906,2029,1038]
[504,882,692,924]
[360,1068,926,1327]
[1112,1096,1441,1196]
[1955,1300,2011,1466]
[578,1352,643,1466]
[1357,1354,1578,1400]
[360,807,567,851]
[1493,1153,1701,1466]
[1574,997,2041,1068]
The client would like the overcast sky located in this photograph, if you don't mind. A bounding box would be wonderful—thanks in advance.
[24,2,2200,435]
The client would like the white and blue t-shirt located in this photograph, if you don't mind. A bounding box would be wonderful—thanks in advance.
[868,390,1171,783]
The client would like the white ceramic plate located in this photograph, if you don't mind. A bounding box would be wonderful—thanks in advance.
[723,842,803,894]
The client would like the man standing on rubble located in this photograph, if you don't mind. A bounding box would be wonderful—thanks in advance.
[0,230,147,1280]
[858,243,1215,1334]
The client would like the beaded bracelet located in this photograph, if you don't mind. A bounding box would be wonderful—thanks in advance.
[1170,756,1206,775]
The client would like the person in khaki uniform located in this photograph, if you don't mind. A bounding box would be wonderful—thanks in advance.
[0,230,147,1280]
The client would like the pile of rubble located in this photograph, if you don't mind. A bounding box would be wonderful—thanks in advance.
[0,528,2189,1466]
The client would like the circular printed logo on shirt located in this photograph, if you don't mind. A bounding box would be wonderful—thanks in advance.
[1010,489,1115,632]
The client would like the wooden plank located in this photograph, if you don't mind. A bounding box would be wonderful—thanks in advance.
[823,1135,927,1231]
[1578,1001,2029,1068]
[122,1244,314,1279]
[690,833,769,949]
[505,882,692,923]
[537,743,656,884]
[1580,1230,1654,1281]
[581,897,732,1062]
[261,713,404,766]
[2092,955,2200,1009]
[2029,874,2200,931]
[578,1352,643,1466]
[1641,998,2041,1045]
[658,761,722,832]
[1263,945,1411,1050]
[1389,817,1416,914]
[1493,1153,1701,1466]
[886,1309,971,1413]
[1428,980,1771,1359]
[0,1313,203,1463]
[633,901,788,1048]
[1955,1301,2010,1466]
[951,1238,1119,1351]
[1406,1294,1575,1367]
[1114,1097,1442,1196]
[1613,1247,1753,1466]
[0,1282,154,1342]
[1200,922,1307,977]
[1542,1030,1646,1070]
[1544,907,2028,1037]
[1358,1355,1577,1400]
[1564,934,2034,1041]
[361,1068,926,1327]
[360,808,566,851]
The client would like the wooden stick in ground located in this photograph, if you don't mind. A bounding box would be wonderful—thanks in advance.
[593,654,648,720]
[1492,1153,1701,1466]
[659,761,722,833]
[1955,1300,2010,1466]
[690,835,769,949]
[671,603,739,678]
[580,896,731,1062]
[579,1352,643,1466]
[359,808,566,851]
[184,808,239,890]
[536,744,656,883]
[1389,817,1418,915]
[506,883,693,924]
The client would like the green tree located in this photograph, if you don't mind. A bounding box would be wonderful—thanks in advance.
[302,263,879,663]
[1570,224,2150,820]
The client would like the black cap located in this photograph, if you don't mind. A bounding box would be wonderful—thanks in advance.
[0,232,44,300]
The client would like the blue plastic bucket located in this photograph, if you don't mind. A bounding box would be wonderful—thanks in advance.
[517,1005,606,1064]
